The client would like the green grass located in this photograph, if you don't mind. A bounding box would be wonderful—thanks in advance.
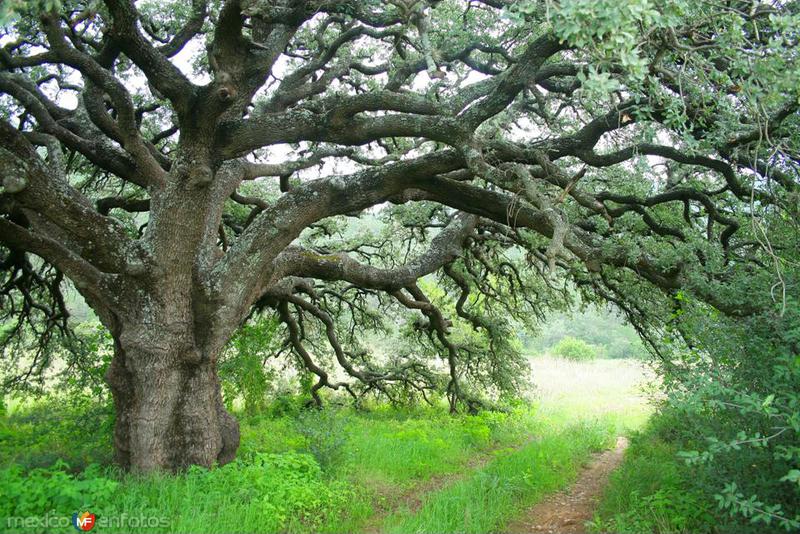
[0,404,545,534]
[106,452,373,534]
[343,405,544,485]
[236,403,542,484]
[385,419,616,534]
[529,355,655,432]
[0,394,114,471]
[1,357,654,533]
[1,451,373,534]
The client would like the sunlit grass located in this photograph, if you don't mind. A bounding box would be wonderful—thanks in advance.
[344,405,546,486]
[529,355,657,432]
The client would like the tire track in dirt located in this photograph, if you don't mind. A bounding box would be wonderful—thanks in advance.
[361,438,537,534]
[360,449,499,534]
[503,436,629,534]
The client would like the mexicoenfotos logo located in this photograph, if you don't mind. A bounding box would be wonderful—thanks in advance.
[6,512,168,530]
[72,511,96,532]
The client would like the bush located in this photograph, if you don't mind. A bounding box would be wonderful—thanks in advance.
[551,336,600,361]
[219,315,279,415]
[659,297,800,532]
[0,393,113,470]
[1,451,367,534]
[295,409,351,473]
[0,462,118,519]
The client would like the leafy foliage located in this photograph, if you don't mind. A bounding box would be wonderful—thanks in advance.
[1,0,798,423]
[0,0,799,488]
[1,462,117,521]
[551,336,600,361]
[598,291,800,532]
[0,392,113,470]
[294,409,351,473]
[219,315,280,415]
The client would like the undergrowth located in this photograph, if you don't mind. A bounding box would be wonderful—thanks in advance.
[590,414,717,534]
[0,396,547,533]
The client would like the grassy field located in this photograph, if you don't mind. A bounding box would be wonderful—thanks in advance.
[0,356,654,533]
[384,420,615,533]
[529,355,656,427]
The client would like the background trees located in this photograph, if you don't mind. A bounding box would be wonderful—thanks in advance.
[0,0,797,476]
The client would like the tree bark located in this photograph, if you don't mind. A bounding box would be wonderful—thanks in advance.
[105,325,239,472]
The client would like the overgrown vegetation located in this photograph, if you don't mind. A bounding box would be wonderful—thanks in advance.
[594,300,800,533]
[0,356,649,533]
[592,414,717,534]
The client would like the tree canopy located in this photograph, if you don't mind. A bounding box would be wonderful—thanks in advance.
[0,0,797,471]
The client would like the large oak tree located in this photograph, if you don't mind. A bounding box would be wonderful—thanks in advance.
[0,0,797,471]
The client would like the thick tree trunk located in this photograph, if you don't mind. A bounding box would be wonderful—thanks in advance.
[105,326,239,472]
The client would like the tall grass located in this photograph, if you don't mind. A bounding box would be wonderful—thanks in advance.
[343,405,544,485]
[0,404,545,534]
[102,452,374,534]
[529,355,655,431]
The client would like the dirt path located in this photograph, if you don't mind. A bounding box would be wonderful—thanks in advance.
[503,436,630,534]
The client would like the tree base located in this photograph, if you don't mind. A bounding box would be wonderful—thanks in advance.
[106,338,239,471]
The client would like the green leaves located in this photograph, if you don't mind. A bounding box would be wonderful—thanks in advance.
[547,0,663,82]
[662,307,800,531]
[715,483,800,530]
[781,469,800,487]
[575,68,620,100]
[0,461,118,519]
[0,0,61,25]
[219,315,280,415]
[549,0,660,46]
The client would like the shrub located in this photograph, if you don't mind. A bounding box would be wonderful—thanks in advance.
[551,336,600,361]
[0,462,118,519]
[295,409,351,472]
[110,451,367,534]
[0,393,113,470]
[219,315,279,415]
[660,298,800,531]
[237,415,307,458]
